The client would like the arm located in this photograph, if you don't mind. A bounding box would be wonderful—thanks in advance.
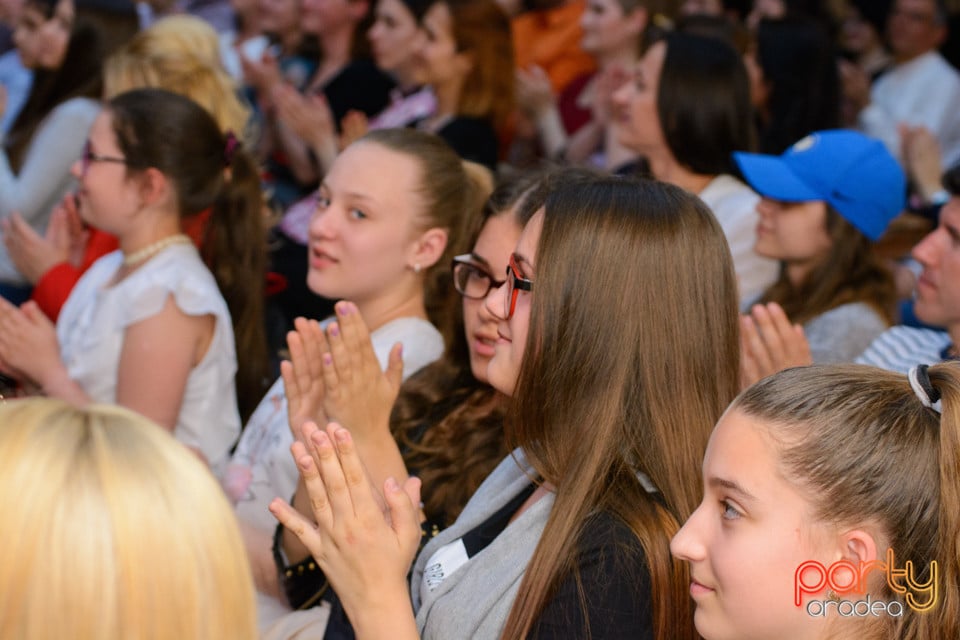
[114,294,213,433]
[270,422,422,640]
[0,100,98,220]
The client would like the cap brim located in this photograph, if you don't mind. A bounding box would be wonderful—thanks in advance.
[734,152,822,202]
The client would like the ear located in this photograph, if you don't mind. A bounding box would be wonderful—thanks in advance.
[625,6,648,35]
[454,49,475,79]
[348,0,370,22]
[838,528,880,567]
[136,166,173,209]
[409,227,449,271]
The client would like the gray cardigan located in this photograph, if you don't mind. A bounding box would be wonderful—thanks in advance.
[411,449,553,640]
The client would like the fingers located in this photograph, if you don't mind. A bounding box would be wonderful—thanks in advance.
[385,475,423,555]
[281,359,301,416]
[739,313,773,375]
[326,425,383,526]
[302,422,354,519]
[269,497,324,557]
[385,342,404,391]
[335,301,370,375]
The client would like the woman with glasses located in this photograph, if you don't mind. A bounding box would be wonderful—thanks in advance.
[269,172,541,634]
[224,127,489,615]
[0,88,262,480]
[272,171,740,639]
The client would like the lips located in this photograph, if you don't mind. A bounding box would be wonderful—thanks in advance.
[690,579,715,598]
[473,333,497,358]
[309,246,338,269]
[917,271,937,295]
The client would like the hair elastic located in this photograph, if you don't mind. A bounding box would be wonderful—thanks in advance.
[908,364,941,411]
[224,131,240,166]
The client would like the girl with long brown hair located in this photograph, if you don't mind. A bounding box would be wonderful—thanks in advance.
[736,129,903,378]
[271,171,741,639]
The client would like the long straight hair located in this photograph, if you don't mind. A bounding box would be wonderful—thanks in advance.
[501,174,741,638]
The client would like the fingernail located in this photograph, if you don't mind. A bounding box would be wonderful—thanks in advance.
[334,428,350,443]
[329,323,339,337]
[385,477,400,493]
[322,353,332,366]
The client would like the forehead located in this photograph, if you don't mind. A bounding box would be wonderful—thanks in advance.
[703,408,785,495]
[896,0,936,14]
[326,141,423,204]
[423,1,451,30]
[516,208,543,261]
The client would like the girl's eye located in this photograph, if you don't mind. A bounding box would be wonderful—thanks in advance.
[315,194,331,208]
[721,500,742,521]
[348,208,367,220]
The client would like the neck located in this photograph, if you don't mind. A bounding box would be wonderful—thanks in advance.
[597,47,637,71]
[785,260,816,289]
[354,281,429,333]
[320,27,353,71]
[647,149,714,194]
[118,216,182,258]
[432,77,464,120]
[894,48,930,65]
[948,325,960,357]
[391,64,421,93]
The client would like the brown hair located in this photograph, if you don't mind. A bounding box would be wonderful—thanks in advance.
[502,173,741,639]
[759,204,897,326]
[391,170,546,526]
[108,88,269,421]
[358,128,492,348]
[445,0,515,128]
[734,363,960,640]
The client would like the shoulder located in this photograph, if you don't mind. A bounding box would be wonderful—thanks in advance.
[49,97,101,121]
[810,302,886,329]
[855,325,951,372]
[698,175,759,212]
[531,511,653,640]
[371,317,444,380]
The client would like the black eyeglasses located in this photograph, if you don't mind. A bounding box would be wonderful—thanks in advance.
[80,140,127,176]
[505,254,532,319]
[452,254,505,299]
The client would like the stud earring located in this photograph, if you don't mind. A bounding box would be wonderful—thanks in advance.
[413,263,421,274]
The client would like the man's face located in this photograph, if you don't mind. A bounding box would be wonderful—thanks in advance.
[912,197,960,334]
[887,0,946,62]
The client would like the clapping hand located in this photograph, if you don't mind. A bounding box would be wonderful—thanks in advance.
[739,302,812,389]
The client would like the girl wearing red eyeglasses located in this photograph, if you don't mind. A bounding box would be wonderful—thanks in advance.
[272,172,740,640]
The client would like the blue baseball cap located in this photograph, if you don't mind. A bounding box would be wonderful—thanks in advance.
[733,130,906,241]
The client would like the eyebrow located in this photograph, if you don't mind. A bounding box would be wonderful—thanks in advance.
[318,184,378,206]
[468,252,492,268]
[514,252,535,274]
[707,477,758,502]
[944,221,960,243]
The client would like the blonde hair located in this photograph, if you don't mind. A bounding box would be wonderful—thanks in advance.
[0,399,257,640]
[103,15,254,142]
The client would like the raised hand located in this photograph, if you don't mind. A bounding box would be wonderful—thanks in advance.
[739,302,812,389]
[0,299,66,388]
[321,301,403,443]
[270,422,421,640]
[281,316,330,443]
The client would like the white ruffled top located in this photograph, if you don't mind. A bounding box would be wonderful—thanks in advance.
[57,243,241,477]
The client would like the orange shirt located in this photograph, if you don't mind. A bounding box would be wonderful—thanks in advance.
[512,0,596,94]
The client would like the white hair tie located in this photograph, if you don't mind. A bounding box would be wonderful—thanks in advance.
[908,365,942,413]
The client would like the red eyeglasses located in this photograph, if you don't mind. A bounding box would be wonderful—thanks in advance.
[505,254,532,319]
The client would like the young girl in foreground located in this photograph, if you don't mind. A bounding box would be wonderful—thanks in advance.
[673,362,960,640]
[272,173,741,639]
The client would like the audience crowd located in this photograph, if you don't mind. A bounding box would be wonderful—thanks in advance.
[0,0,959,638]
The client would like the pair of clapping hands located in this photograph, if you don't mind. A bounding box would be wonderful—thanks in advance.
[270,301,423,637]
[740,302,813,389]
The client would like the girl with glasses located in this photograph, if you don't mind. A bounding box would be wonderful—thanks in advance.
[0,88,261,480]
[272,171,741,639]
[269,170,543,636]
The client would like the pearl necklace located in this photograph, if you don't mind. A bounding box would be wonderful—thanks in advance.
[122,234,192,266]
